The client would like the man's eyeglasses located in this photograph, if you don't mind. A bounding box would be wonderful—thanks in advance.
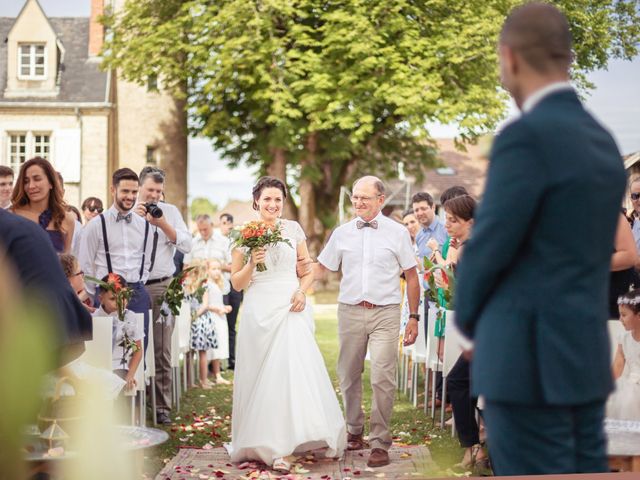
[71,270,84,278]
[87,206,103,213]
[350,194,382,203]
[631,193,640,201]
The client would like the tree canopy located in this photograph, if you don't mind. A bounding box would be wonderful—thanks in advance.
[102,0,640,250]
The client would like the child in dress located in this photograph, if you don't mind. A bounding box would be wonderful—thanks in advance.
[207,259,232,385]
[93,274,143,393]
[607,288,640,420]
[186,264,218,389]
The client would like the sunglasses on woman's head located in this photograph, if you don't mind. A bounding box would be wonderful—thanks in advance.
[87,206,103,213]
[631,193,640,201]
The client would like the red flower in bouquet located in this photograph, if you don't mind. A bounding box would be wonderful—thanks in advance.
[230,221,292,272]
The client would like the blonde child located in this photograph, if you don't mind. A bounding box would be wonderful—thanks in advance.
[207,259,232,385]
[185,264,217,389]
[607,288,640,420]
[93,274,143,393]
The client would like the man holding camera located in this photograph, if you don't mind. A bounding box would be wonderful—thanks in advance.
[135,166,192,425]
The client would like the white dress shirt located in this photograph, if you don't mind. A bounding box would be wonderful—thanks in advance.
[522,81,573,113]
[144,202,192,280]
[78,205,154,294]
[318,212,417,305]
[184,232,232,266]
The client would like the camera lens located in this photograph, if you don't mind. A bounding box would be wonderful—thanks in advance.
[145,203,163,218]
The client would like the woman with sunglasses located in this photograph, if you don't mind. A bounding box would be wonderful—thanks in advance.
[10,157,75,254]
[81,196,104,224]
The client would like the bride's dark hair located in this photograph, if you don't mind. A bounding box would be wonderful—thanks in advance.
[252,176,287,210]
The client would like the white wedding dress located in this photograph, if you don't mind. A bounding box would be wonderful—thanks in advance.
[226,219,346,464]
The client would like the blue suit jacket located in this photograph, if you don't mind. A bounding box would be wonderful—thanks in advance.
[455,90,626,405]
[0,209,92,363]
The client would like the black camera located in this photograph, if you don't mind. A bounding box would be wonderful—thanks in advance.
[144,202,163,218]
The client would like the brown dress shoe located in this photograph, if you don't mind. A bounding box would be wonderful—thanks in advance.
[347,432,365,450]
[367,448,390,468]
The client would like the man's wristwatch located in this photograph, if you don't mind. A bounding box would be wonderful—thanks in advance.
[409,313,420,320]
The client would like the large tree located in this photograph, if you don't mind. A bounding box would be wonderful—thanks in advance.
[101,0,639,254]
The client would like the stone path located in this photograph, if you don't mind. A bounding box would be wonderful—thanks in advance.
[156,445,436,480]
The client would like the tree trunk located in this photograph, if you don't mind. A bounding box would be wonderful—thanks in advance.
[268,146,297,220]
[160,95,189,219]
[299,133,321,257]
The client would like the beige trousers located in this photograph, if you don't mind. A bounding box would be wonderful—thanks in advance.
[337,303,400,451]
[145,278,174,415]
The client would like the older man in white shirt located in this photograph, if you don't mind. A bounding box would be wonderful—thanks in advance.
[135,166,192,425]
[317,175,420,468]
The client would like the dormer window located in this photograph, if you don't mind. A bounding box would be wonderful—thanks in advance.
[18,43,46,80]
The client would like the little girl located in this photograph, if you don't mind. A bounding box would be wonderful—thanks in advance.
[206,259,232,385]
[607,288,640,420]
[187,265,218,389]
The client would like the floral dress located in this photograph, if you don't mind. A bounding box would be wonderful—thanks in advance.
[189,293,218,351]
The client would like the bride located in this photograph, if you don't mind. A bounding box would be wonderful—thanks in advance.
[226,176,346,472]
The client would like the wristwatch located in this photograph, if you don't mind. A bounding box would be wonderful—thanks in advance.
[409,313,420,320]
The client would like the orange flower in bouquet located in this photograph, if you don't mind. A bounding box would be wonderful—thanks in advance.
[230,221,292,272]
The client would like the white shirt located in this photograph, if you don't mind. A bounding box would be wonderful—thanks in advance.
[93,306,144,371]
[317,212,417,305]
[78,205,154,294]
[522,81,573,113]
[184,232,232,266]
[142,202,192,280]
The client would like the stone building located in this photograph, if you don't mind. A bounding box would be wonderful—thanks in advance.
[0,0,187,214]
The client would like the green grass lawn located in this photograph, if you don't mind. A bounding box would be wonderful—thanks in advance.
[144,310,470,478]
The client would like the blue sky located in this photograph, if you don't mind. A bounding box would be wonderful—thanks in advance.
[3,0,639,207]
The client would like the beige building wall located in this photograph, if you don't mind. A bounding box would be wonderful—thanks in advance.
[114,75,188,216]
[5,0,59,97]
[0,108,110,208]
[79,111,109,207]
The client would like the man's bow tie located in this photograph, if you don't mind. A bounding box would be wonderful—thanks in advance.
[356,220,378,229]
[116,212,132,223]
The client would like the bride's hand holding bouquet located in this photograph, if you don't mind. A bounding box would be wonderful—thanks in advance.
[230,220,292,272]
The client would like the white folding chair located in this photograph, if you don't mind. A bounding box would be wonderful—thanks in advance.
[177,301,192,392]
[80,316,113,370]
[146,309,157,425]
[425,308,442,418]
[410,304,427,407]
[125,313,146,426]
[441,311,464,431]
[608,319,624,362]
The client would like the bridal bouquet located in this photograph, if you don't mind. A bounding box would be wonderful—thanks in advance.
[86,273,140,367]
[230,221,292,272]
[423,257,456,337]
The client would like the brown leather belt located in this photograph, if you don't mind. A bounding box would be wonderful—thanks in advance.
[356,300,379,309]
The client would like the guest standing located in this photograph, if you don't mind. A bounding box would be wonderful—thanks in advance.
[135,166,192,425]
[455,3,626,475]
[10,157,75,253]
[78,168,153,354]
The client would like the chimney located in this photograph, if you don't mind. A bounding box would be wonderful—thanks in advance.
[88,0,104,57]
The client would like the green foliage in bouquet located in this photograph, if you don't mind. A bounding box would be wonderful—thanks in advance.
[159,267,196,318]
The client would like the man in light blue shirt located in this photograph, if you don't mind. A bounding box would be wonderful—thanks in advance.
[413,191,448,268]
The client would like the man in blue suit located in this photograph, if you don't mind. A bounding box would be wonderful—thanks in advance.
[455,2,626,475]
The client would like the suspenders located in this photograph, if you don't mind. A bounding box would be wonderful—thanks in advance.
[99,213,156,281]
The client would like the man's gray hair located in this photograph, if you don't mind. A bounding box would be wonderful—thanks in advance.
[353,175,385,196]
[139,166,166,185]
[195,214,212,223]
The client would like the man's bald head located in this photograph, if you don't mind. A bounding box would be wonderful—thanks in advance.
[353,176,385,196]
[500,2,573,74]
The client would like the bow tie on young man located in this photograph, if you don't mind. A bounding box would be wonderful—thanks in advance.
[116,212,133,223]
[356,220,378,229]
